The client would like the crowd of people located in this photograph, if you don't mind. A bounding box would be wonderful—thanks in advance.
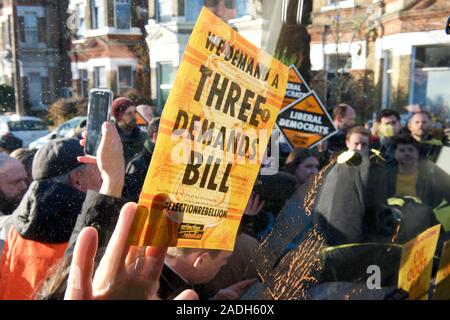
[0,97,449,300]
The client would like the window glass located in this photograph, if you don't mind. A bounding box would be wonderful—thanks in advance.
[28,73,42,107]
[76,3,85,39]
[24,12,38,47]
[2,21,7,49]
[57,123,71,136]
[382,50,393,109]
[8,120,47,131]
[92,0,105,29]
[157,62,175,109]
[94,66,106,88]
[116,0,131,29]
[185,0,204,22]
[412,45,450,116]
[236,0,251,18]
[157,0,173,22]
[326,54,351,74]
[80,69,89,98]
[118,66,133,93]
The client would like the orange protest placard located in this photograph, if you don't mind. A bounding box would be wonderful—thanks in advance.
[127,7,288,250]
[276,91,337,149]
[136,112,147,126]
[282,65,310,108]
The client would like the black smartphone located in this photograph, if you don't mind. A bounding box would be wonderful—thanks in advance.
[85,89,113,156]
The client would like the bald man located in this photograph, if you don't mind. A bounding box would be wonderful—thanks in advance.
[0,154,28,256]
[0,154,28,216]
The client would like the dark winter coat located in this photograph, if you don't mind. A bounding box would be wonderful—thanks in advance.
[65,189,126,256]
[386,160,450,209]
[116,123,147,164]
[123,140,154,202]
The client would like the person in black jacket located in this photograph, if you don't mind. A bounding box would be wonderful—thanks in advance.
[111,97,147,164]
[0,137,102,299]
[65,122,127,257]
[123,117,160,202]
[35,122,128,299]
[326,103,357,154]
[371,109,402,166]
[160,247,256,300]
[386,134,450,209]
[407,111,448,161]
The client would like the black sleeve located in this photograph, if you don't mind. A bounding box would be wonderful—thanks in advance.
[123,161,144,203]
[65,190,127,257]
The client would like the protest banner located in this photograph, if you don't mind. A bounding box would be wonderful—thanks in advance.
[276,91,337,149]
[136,112,148,132]
[127,7,288,251]
[282,65,310,108]
[398,224,441,300]
[433,240,450,300]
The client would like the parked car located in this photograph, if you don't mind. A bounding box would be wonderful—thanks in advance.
[29,116,87,149]
[0,115,49,147]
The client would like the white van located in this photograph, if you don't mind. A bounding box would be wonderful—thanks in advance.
[0,115,49,147]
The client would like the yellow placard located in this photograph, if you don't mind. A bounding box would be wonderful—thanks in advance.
[433,240,450,300]
[398,224,441,300]
[127,7,288,251]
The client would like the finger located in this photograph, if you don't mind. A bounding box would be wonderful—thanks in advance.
[96,123,109,159]
[245,194,254,213]
[215,289,239,300]
[109,122,120,137]
[101,122,112,142]
[101,122,122,146]
[174,289,199,300]
[79,139,86,147]
[81,130,87,139]
[252,193,261,211]
[256,200,265,214]
[228,279,258,295]
[125,245,146,267]
[144,246,168,284]
[77,156,97,164]
[92,202,138,295]
[128,245,168,298]
[98,122,123,161]
[224,291,240,300]
[65,227,98,300]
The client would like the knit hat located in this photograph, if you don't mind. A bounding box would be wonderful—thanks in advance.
[32,138,84,180]
[112,97,135,121]
[0,133,23,153]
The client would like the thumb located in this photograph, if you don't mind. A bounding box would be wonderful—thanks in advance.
[174,289,199,300]
[101,122,112,139]
[102,121,121,146]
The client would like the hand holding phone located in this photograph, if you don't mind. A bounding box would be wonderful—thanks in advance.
[85,89,113,156]
[78,122,125,198]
